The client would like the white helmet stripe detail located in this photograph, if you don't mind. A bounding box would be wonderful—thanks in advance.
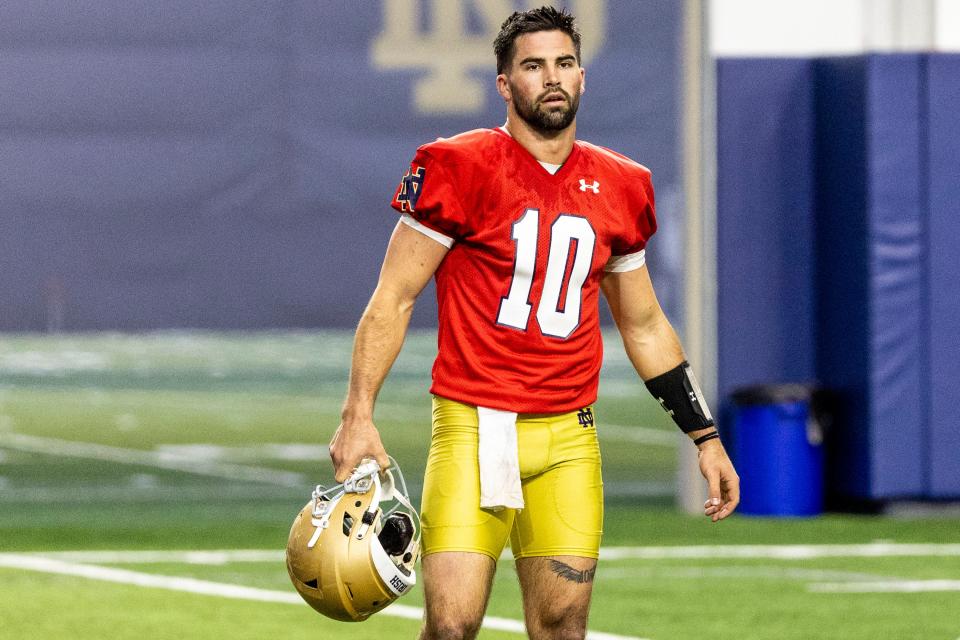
[370,538,416,596]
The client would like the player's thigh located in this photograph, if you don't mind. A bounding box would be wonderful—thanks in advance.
[421,396,514,560]
[510,410,602,638]
[516,554,597,639]
[510,413,603,559]
[421,551,497,638]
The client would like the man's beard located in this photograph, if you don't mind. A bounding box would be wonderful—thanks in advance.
[512,86,580,133]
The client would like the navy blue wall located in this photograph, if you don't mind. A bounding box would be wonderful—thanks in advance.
[718,53,960,500]
[716,58,816,414]
[927,55,960,497]
[0,1,683,331]
[815,55,927,499]
[811,57,872,498]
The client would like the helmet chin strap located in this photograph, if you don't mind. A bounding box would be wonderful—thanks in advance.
[307,457,421,554]
[381,456,421,537]
[308,482,347,548]
[356,476,383,541]
[307,490,342,548]
[343,458,381,494]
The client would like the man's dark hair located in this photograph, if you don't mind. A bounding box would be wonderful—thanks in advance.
[493,6,582,74]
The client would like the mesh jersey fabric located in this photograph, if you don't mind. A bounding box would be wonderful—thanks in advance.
[391,127,656,413]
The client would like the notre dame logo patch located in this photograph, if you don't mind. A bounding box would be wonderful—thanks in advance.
[395,165,425,213]
[577,407,594,429]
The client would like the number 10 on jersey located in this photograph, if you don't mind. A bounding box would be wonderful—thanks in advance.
[496,209,596,339]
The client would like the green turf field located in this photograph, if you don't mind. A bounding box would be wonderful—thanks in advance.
[1,332,959,639]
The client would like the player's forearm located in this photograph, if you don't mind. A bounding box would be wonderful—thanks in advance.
[621,313,720,441]
[341,289,414,420]
[617,311,687,381]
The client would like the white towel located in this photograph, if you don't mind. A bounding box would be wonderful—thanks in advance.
[477,406,524,511]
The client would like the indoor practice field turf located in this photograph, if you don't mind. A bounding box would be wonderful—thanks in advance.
[1,332,958,639]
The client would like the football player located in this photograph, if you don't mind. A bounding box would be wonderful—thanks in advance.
[329,6,740,639]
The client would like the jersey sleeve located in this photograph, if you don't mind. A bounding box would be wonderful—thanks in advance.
[390,147,468,246]
[605,173,658,272]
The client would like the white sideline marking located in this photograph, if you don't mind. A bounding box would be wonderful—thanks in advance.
[0,429,674,498]
[39,550,284,564]
[601,543,960,560]
[809,580,960,593]
[601,565,901,583]
[0,554,648,640]
[0,485,299,504]
[25,543,960,566]
[0,481,667,502]
[0,553,305,604]
[155,443,328,462]
[0,433,305,487]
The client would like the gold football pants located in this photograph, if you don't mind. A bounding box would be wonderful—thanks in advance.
[420,396,604,561]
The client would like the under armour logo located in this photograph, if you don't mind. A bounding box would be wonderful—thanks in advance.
[579,179,600,194]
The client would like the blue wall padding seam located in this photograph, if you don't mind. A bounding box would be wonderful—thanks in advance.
[862,54,926,497]
[926,55,960,496]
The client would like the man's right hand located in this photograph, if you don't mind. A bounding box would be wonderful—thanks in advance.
[328,417,390,483]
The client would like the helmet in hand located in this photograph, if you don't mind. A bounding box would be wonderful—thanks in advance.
[285,458,420,622]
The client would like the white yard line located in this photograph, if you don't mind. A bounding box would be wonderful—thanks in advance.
[601,543,960,560]
[0,426,675,500]
[36,550,285,564]
[21,543,960,566]
[808,580,960,593]
[600,566,903,583]
[0,432,305,487]
[0,554,648,640]
[0,553,307,604]
[0,485,298,503]
[154,443,328,462]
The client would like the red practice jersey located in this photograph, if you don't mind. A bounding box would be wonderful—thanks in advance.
[391,127,656,413]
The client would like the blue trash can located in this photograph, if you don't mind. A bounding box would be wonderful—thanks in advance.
[730,384,824,517]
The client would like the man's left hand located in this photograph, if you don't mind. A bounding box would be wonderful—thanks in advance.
[698,441,740,522]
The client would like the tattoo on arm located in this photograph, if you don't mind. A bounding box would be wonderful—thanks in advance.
[549,560,596,584]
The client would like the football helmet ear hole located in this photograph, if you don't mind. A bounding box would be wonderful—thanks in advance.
[378,512,414,556]
[342,513,354,536]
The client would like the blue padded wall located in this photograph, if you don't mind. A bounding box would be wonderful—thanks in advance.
[861,55,927,497]
[716,58,817,435]
[812,57,872,499]
[815,55,927,499]
[927,55,960,496]
[718,54,955,501]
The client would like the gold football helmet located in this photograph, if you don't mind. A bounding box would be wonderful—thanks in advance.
[286,457,420,622]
